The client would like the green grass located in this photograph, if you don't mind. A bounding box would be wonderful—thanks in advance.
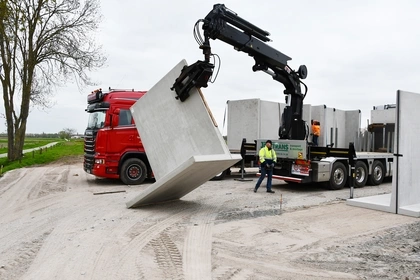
[0,140,84,175]
[0,137,60,154]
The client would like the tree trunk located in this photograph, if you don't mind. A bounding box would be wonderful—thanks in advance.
[5,110,27,161]
[3,85,29,161]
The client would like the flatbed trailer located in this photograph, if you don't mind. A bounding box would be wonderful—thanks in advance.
[256,139,394,190]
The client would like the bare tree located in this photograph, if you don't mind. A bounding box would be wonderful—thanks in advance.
[0,0,106,161]
[59,127,76,139]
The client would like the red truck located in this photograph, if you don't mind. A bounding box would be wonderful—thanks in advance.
[83,88,152,185]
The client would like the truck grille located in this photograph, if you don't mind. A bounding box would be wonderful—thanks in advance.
[84,130,97,172]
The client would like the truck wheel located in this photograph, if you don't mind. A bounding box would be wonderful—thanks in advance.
[120,158,147,185]
[211,169,227,181]
[354,161,368,188]
[368,160,385,186]
[328,162,347,190]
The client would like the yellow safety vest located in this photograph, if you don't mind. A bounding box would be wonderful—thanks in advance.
[259,146,277,163]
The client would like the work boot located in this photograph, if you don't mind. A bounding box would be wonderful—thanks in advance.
[266,190,275,193]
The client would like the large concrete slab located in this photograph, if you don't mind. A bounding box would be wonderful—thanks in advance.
[126,155,239,208]
[127,59,241,208]
[347,90,420,218]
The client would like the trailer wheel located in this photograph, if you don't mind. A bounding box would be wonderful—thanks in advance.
[120,158,147,185]
[354,161,368,188]
[211,169,227,181]
[368,160,385,186]
[328,162,347,190]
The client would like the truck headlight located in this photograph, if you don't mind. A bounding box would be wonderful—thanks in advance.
[95,159,105,164]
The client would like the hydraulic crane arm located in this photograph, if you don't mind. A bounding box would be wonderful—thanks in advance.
[171,4,308,140]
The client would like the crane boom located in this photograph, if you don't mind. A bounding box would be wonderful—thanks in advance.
[172,3,308,140]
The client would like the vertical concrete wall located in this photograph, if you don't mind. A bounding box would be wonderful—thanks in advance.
[333,109,345,148]
[333,109,360,148]
[226,99,260,151]
[348,90,420,218]
[302,104,312,127]
[345,110,361,148]
[310,105,328,146]
[371,108,396,123]
[392,90,420,217]
[260,100,282,143]
[226,99,282,150]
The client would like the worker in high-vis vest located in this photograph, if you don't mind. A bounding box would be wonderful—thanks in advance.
[311,120,321,146]
[254,140,277,193]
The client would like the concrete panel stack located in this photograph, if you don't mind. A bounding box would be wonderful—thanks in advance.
[311,105,361,148]
[227,100,361,149]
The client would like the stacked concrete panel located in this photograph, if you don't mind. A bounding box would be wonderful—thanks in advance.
[345,110,361,148]
[371,106,396,123]
[126,60,241,208]
[300,105,361,148]
[310,105,330,147]
[302,104,312,129]
[226,99,283,151]
[227,100,361,149]
[347,90,420,218]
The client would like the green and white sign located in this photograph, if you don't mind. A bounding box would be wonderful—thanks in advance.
[256,139,308,160]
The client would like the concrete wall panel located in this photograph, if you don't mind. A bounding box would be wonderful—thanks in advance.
[128,60,241,207]
[345,110,361,148]
[392,90,420,217]
[131,60,231,181]
[371,108,396,123]
[227,99,260,151]
[227,99,282,150]
[348,90,420,218]
[260,100,282,142]
[310,105,326,146]
[302,104,312,130]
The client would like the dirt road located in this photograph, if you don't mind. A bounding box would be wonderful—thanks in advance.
[0,158,419,280]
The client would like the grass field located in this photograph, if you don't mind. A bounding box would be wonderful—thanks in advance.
[0,137,62,154]
[0,138,84,175]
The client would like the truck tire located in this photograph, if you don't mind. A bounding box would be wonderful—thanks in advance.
[368,160,385,186]
[327,161,347,190]
[120,158,147,185]
[354,161,368,188]
[211,169,227,181]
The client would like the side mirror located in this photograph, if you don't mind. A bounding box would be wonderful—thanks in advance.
[111,108,120,127]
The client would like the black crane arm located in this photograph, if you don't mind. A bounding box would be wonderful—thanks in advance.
[171,4,308,140]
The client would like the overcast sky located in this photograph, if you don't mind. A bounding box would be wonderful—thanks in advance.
[2,0,420,134]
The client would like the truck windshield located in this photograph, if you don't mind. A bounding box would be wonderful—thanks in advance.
[87,111,106,129]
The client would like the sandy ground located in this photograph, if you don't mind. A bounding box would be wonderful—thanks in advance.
[0,157,419,280]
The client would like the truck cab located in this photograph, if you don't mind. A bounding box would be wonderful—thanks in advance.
[83,88,151,184]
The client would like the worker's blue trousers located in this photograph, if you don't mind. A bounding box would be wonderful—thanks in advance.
[255,163,273,191]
